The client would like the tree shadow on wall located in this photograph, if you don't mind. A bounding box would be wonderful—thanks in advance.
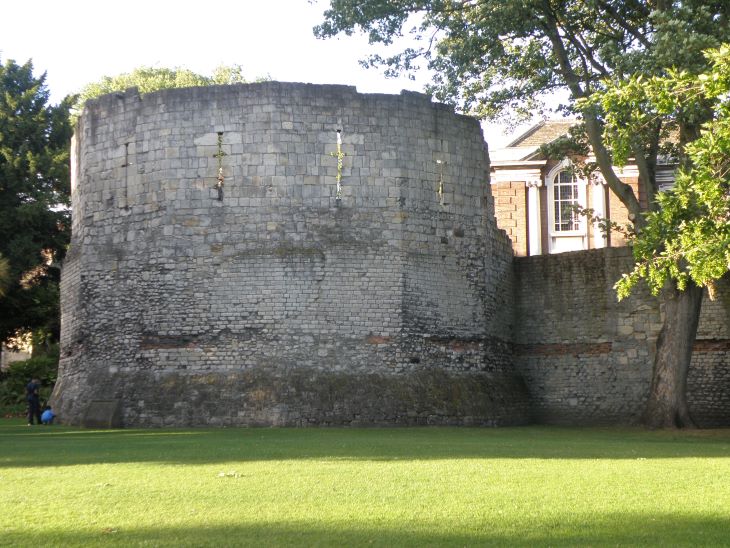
[2,420,730,468]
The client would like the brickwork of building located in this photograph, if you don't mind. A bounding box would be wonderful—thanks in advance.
[491,168,636,255]
[488,120,669,256]
[53,83,530,427]
[491,182,527,256]
[605,175,641,247]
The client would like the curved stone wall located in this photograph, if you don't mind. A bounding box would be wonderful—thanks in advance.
[53,82,529,427]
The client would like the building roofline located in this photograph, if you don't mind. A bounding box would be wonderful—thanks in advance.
[504,121,548,148]
[491,160,548,168]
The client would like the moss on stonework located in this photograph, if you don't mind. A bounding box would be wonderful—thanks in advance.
[108,368,529,427]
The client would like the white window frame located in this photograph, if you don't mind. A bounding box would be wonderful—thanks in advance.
[546,162,588,252]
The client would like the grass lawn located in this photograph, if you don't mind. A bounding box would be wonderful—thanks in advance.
[1,421,729,547]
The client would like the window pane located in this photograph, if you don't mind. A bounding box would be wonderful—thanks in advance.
[553,170,581,232]
[561,203,573,223]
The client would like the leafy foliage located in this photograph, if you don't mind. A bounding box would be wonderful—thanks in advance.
[0,58,73,344]
[316,2,728,119]
[0,253,9,297]
[73,64,256,116]
[614,46,730,300]
[0,353,58,413]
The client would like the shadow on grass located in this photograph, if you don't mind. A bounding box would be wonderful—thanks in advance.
[2,419,730,468]
[5,513,730,547]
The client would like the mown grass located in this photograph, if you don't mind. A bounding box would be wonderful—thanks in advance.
[1,420,729,547]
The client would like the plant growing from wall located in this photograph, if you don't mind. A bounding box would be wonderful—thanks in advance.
[214,133,226,201]
[329,129,346,201]
[436,160,446,205]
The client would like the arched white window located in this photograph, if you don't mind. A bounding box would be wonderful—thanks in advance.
[546,165,587,253]
[553,170,581,232]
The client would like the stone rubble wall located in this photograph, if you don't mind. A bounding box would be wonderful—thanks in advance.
[54,83,529,427]
[55,82,729,429]
[513,247,730,426]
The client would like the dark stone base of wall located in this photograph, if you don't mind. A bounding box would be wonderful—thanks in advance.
[688,350,730,428]
[54,368,530,428]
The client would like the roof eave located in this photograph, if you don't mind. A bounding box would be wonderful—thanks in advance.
[491,160,548,168]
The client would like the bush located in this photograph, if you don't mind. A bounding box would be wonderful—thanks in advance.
[0,354,58,415]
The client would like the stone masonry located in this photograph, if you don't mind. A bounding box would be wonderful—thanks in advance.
[513,248,730,427]
[53,83,730,428]
[53,83,530,427]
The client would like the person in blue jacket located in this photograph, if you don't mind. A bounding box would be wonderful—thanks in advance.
[41,405,56,425]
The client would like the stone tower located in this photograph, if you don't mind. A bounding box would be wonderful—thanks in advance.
[53,82,529,427]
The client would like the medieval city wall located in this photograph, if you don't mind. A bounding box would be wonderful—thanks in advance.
[54,82,730,429]
[54,82,529,427]
[514,247,730,426]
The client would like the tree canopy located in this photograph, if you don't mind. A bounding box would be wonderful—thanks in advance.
[73,64,256,116]
[316,1,730,223]
[0,58,73,344]
[0,253,10,297]
[612,45,730,301]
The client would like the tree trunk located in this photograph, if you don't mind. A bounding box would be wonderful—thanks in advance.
[642,282,703,428]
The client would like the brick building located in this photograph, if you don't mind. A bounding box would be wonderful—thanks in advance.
[490,120,676,256]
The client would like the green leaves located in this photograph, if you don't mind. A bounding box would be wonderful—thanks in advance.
[316,1,708,121]
[73,64,251,118]
[0,58,72,343]
[613,46,730,300]
[0,253,9,298]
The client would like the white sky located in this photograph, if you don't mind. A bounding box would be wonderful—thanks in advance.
[0,0,531,148]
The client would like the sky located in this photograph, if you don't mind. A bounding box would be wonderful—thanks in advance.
[1,0,534,149]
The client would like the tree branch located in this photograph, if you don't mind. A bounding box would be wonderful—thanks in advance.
[630,138,656,210]
[541,2,644,225]
[551,10,611,81]
[595,0,651,49]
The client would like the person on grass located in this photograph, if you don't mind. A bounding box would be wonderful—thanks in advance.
[26,378,41,425]
[41,405,55,425]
